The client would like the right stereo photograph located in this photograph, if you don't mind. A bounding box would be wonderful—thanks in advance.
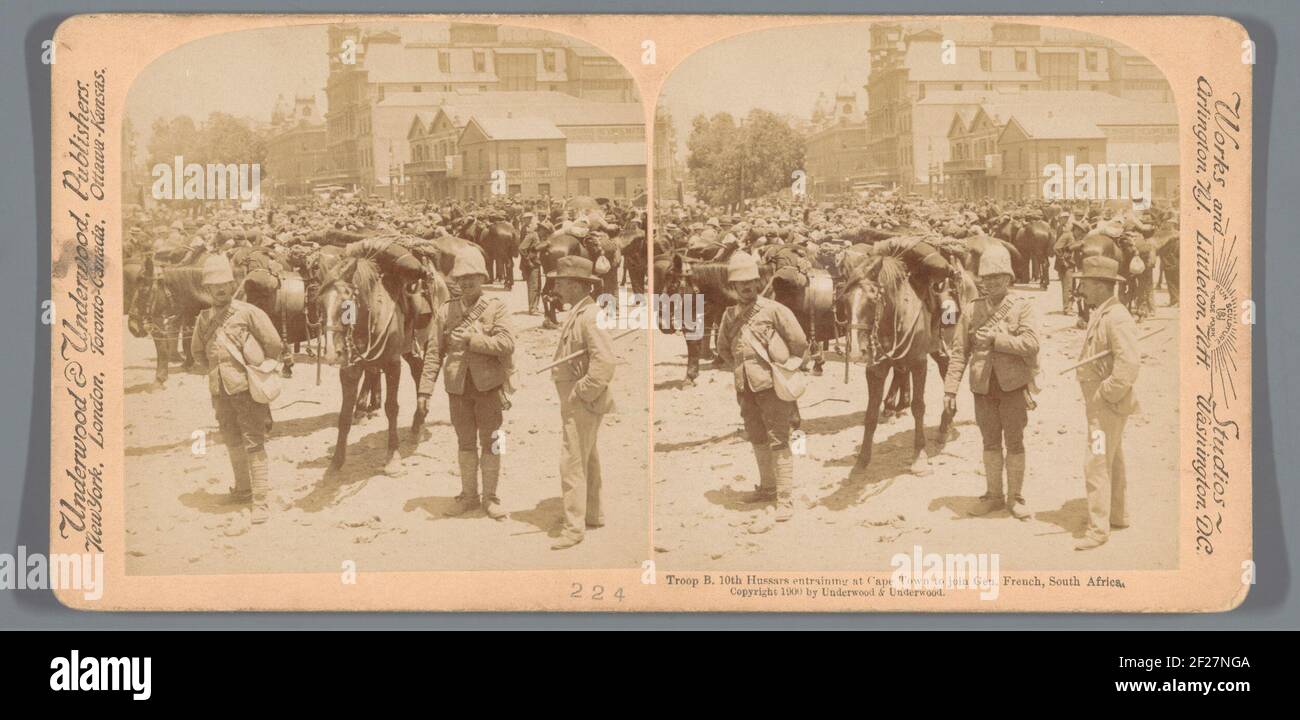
[651,19,1183,575]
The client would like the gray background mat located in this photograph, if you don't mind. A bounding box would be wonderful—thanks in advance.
[1,0,1290,629]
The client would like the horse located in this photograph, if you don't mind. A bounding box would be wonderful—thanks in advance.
[539,230,622,328]
[316,249,438,473]
[994,215,1054,289]
[620,225,649,295]
[841,244,955,476]
[127,257,211,385]
[652,251,760,384]
[457,216,518,287]
[230,246,312,378]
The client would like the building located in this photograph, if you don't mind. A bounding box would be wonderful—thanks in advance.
[942,91,1178,201]
[864,21,1176,194]
[318,22,638,196]
[653,105,680,203]
[804,85,870,199]
[264,94,328,199]
[402,90,644,201]
[566,141,645,198]
[457,116,567,200]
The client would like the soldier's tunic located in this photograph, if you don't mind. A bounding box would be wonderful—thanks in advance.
[717,296,809,449]
[418,294,515,453]
[944,293,1039,454]
[551,295,616,541]
[191,298,283,455]
[1075,295,1141,543]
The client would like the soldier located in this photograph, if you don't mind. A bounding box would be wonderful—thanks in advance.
[1073,256,1141,551]
[717,251,809,521]
[943,243,1040,519]
[416,247,516,520]
[548,257,616,550]
[518,213,543,314]
[191,254,283,528]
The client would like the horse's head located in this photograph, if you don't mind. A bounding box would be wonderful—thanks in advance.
[316,259,362,367]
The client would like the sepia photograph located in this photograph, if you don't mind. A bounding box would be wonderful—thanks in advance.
[653,20,1185,572]
[40,12,1252,614]
[116,20,651,574]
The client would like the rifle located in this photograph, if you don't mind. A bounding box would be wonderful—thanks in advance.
[532,328,642,374]
[1057,325,1166,375]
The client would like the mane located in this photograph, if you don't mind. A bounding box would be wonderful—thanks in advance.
[868,237,913,298]
[687,261,735,292]
[349,256,383,309]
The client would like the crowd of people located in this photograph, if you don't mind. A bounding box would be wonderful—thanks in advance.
[653,192,1177,550]
[123,193,643,547]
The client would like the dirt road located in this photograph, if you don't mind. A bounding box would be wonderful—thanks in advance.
[124,281,649,575]
[652,279,1180,572]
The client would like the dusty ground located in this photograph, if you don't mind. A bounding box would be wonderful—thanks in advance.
[124,281,650,575]
[652,279,1180,572]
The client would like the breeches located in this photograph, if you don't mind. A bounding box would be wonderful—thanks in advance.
[449,384,504,453]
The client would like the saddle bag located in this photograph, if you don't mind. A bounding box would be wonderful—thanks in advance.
[218,330,282,405]
[747,331,807,402]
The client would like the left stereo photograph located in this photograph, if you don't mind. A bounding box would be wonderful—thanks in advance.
[52,16,653,610]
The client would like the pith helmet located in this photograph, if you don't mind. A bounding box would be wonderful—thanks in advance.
[727,251,761,283]
[978,243,1013,277]
[201,254,235,285]
[450,248,489,279]
[1080,256,1122,282]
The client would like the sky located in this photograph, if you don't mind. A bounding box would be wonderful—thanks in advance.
[657,23,877,156]
[126,24,332,143]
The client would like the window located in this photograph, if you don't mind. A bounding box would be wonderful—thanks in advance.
[917,83,926,100]
[509,184,522,196]
[377,86,385,101]
[1085,50,1098,71]
[1049,146,1061,165]
[507,146,520,169]
[615,177,626,196]
[413,85,422,93]
[953,83,963,91]
[1076,146,1090,164]
[543,50,556,72]
[538,183,550,196]
[980,49,992,72]
[1015,50,1027,71]
[537,147,549,169]
[578,178,591,195]
[478,149,485,172]
[473,51,486,72]
[438,52,451,73]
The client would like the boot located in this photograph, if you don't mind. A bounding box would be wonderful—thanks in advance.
[772,447,795,522]
[970,450,1005,516]
[226,446,252,504]
[247,448,270,525]
[744,444,776,503]
[445,451,481,516]
[480,451,506,520]
[1005,453,1030,519]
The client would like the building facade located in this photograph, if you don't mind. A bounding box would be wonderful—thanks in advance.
[457,116,567,200]
[864,21,1176,195]
[402,91,645,201]
[264,94,328,199]
[804,86,870,199]
[318,22,639,196]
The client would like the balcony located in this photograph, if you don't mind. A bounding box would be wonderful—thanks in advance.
[404,159,449,176]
